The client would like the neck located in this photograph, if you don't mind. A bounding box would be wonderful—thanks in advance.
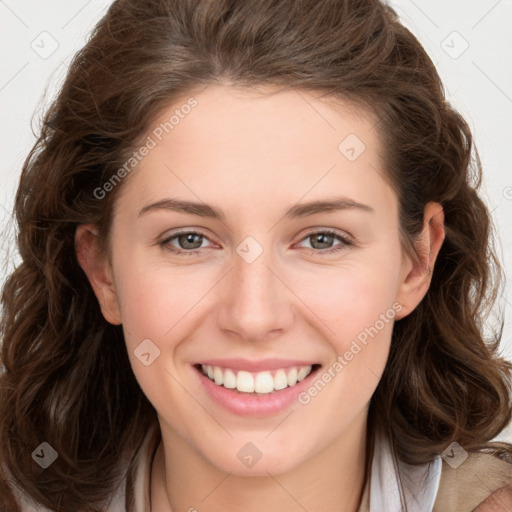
[151,412,369,512]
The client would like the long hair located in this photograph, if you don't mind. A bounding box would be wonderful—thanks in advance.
[1,0,511,510]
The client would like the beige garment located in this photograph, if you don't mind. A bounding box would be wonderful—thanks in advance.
[354,450,512,512]
[432,451,512,512]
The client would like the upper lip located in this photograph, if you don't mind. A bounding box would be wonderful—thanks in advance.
[196,358,319,372]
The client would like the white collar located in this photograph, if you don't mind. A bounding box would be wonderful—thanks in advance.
[369,430,442,512]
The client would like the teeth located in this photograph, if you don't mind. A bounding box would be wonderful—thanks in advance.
[236,371,254,393]
[254,372,274,393]
[200,364,314,394]
[274,369,288,390]
[223,369,237,389]
[287,367,298,386]
[297,366,310,382]
[213,366,223,385]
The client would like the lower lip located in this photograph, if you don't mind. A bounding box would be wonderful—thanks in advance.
[194,365,321,417]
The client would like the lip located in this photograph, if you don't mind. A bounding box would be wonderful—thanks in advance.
[196,358,318,372]
[193,362,321,417]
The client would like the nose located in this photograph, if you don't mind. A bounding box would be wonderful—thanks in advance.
[216,244,294,343]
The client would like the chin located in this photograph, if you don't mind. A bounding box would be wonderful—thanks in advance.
[204,442,306,477]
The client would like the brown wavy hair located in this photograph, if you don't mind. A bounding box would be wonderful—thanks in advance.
[1,0,511,510]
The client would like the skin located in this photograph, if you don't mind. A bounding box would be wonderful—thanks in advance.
[75,84,445,512]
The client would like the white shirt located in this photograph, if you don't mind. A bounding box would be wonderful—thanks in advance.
[369,429,441,511]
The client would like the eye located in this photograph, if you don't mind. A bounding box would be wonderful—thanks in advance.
[159,230,215,255]
[296,229,353,255]
[159,228,353,257]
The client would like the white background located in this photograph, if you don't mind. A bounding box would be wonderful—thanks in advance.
[1,1,511,440]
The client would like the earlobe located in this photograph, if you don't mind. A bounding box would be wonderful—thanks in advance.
[394,202,445,320]
[75,224,122,325]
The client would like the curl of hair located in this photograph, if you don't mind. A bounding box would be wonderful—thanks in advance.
[1,0,511,510]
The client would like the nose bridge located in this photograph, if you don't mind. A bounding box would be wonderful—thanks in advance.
[216,235,293,341]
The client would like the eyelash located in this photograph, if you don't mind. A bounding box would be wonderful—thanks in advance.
[159,229,353,257]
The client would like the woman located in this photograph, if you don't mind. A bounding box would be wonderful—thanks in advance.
[1,0,511,511]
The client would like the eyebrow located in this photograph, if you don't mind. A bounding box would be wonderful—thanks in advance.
[138,196,374,221]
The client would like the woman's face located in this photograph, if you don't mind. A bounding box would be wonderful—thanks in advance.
[80,84,431,476]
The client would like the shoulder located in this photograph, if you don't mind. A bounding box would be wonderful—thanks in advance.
[473,486,512,511]
[433,450,512,512]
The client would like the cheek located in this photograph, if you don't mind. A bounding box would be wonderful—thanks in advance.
[113,256,211,348]
[112,260,220,405]
[294,269,397,428]
[297,261,401,344]
[113,261,202,420]
[290,252,402,399]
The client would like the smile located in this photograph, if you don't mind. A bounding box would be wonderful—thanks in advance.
[200,364,315,394]
[193,359,322,416]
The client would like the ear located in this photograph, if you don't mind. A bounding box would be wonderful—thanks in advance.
[75,224,122,325]
[394,202,445,320]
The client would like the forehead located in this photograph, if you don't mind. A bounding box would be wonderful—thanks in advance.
[151,83,377,150]
[114,84,392,218]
